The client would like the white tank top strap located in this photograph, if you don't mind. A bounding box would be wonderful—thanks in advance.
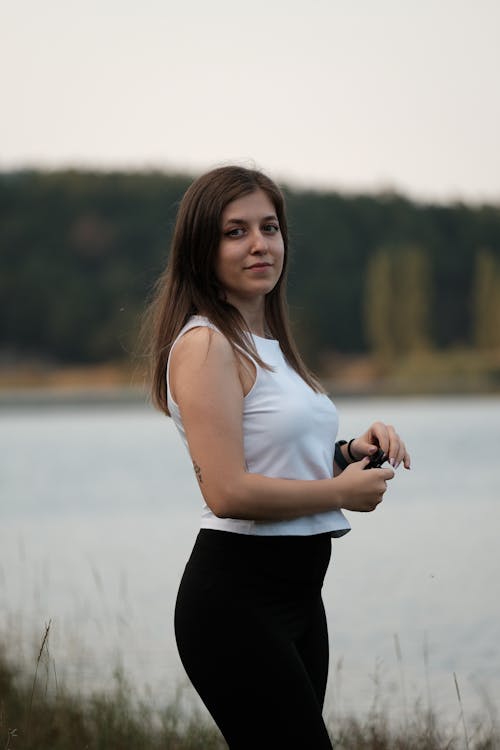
[172,315,221,341]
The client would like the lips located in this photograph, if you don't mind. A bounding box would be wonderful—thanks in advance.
[246,262,272,269]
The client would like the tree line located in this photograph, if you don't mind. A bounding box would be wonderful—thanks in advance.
[1,170,499,369]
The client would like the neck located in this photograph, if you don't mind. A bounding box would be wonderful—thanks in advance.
[227,295,267,338]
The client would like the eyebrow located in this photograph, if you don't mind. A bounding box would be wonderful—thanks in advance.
[223,214,278,226]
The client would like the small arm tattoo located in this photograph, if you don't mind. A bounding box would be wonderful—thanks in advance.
[193,460,203,484]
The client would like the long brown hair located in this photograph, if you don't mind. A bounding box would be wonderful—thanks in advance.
[143,165,324,414]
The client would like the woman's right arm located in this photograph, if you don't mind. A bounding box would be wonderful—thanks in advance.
[169,327,394,520]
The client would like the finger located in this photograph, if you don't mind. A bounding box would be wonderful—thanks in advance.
[394,440,406,469]
[379,466,395,480]
[350,456,372,474]
[353,440,378,458]
[386,426,401,466]
[403,450,411,470]
[372,422,391,456]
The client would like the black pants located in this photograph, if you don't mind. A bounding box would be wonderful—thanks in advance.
[175,529,334,749]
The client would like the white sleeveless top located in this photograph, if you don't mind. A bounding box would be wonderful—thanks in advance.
[166,315,350,537]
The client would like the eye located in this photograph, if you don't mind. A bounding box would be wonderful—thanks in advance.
[224,227,245,238]
[263,224,279,234]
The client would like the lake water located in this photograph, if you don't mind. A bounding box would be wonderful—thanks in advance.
[1,396,499,726]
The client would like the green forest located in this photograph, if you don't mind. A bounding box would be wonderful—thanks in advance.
[1,170,500,389]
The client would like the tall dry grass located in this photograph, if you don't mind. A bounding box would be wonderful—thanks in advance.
[1,623,498,749]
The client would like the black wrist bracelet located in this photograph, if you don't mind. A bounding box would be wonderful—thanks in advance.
[334,440,349,471]
[347,438,358,462]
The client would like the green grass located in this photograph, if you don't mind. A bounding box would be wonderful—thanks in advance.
[1,630,499,750]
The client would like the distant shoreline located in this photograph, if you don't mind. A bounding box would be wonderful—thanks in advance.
[1,383,500,410]
[0,385,149,409]
[1,348,500,407]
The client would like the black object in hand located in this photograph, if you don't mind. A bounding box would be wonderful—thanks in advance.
[365,448,387,469]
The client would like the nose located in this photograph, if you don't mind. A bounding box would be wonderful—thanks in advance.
[249,228,268,253]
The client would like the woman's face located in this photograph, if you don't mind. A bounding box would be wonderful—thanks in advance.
[215,189,285,307]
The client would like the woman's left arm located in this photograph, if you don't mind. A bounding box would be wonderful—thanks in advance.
[340,422,411,470]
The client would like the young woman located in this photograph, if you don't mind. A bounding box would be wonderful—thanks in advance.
[145,166,410,749]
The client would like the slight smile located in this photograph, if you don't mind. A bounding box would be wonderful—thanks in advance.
[245,262,273,270]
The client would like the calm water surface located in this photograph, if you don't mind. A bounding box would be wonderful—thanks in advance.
[1,396,499,723]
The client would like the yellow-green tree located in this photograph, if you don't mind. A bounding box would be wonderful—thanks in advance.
[364,245,432,360]
[474,249,500,349]
[364,249,394,362]
[394,246,431,354]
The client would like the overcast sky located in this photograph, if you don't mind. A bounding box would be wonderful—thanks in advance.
[2,0,499,202]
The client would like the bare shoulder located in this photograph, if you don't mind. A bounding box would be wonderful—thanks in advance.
[171,325,234,369]
[170,326,239,403]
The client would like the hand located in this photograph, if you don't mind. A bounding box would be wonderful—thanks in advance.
[335,457,395,512]
[349,422,411,470]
